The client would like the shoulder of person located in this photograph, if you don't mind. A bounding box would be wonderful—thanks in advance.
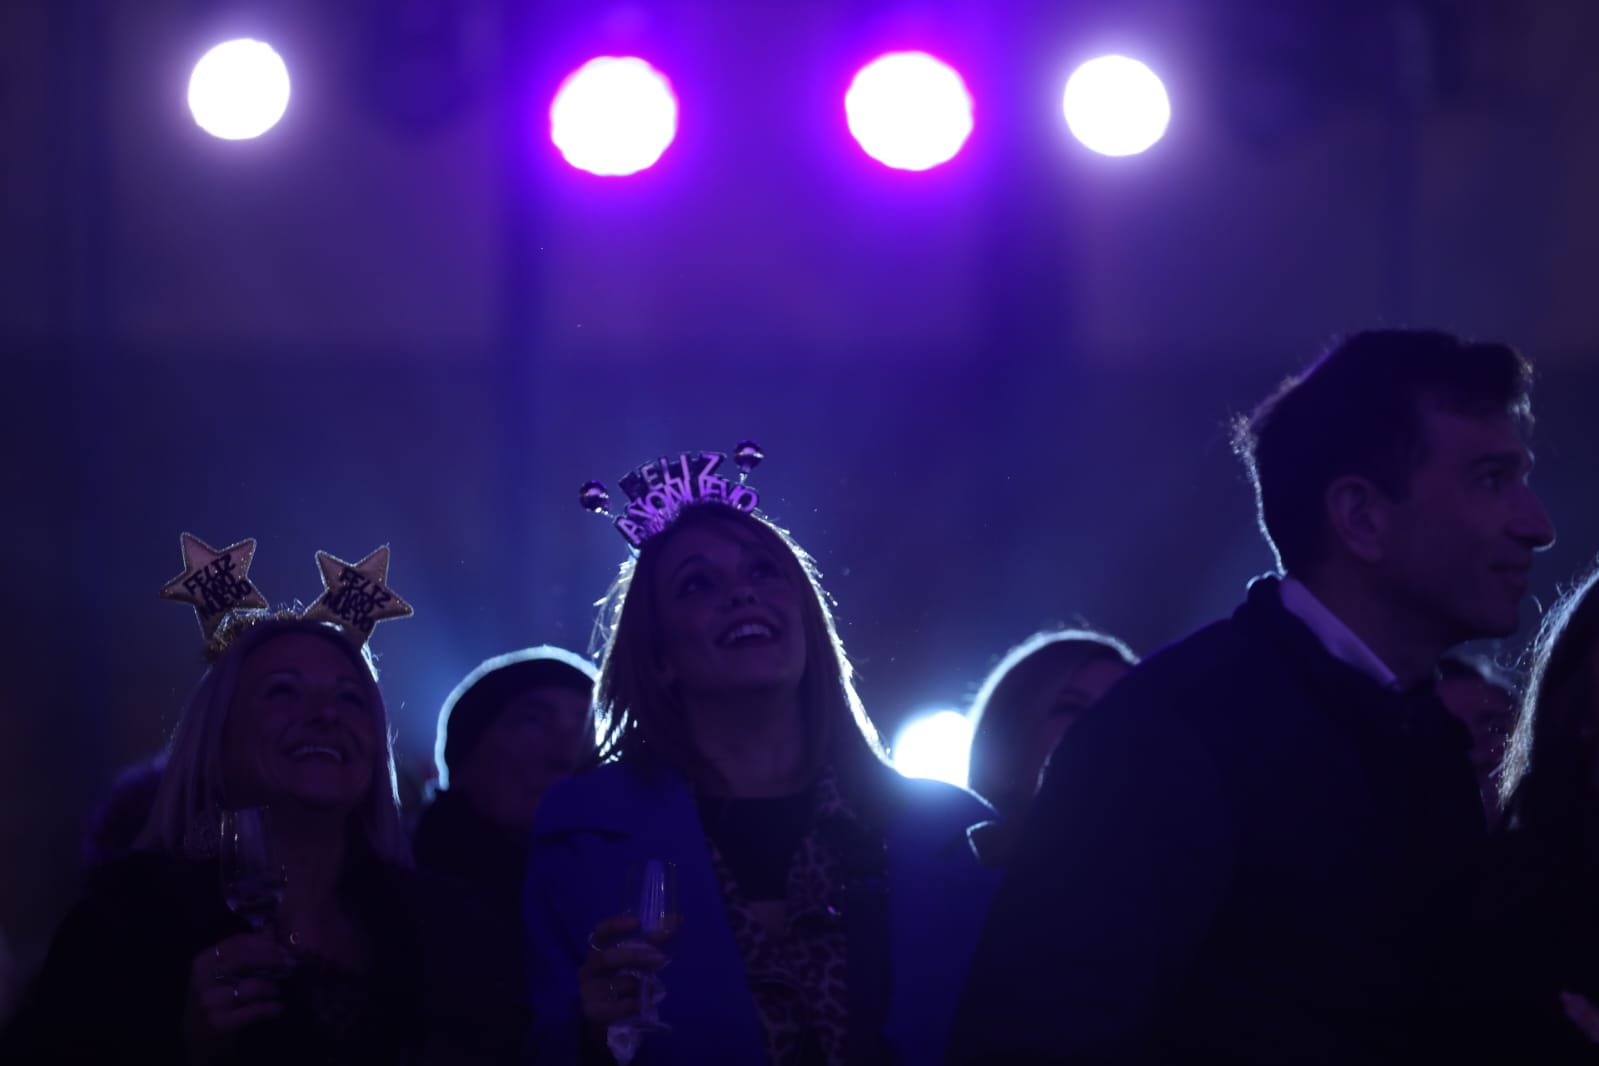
[531,761,680,840]
[539,761,647,808]
[1122,617,1251,695]
[1080,609,1279,744]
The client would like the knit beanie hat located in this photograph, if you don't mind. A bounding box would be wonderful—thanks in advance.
[435,645,596,789]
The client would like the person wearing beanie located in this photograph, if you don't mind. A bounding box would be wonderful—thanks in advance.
[414,646,596,909]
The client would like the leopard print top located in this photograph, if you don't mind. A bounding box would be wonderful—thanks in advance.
[703,769,868,1066]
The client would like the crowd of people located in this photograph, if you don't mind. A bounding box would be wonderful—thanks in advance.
[3,327,1597,1064]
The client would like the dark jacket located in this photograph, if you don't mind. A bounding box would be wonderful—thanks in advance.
[413,788,529,914]
[947,576,1488,1065]
[1,849,525,1065]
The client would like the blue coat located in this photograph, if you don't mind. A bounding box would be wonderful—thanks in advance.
[523,762,999,1064]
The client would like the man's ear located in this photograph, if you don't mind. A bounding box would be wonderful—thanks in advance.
[1324,474,1390,564]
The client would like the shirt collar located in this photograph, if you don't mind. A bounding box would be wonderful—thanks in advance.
[1278,575,1400,690]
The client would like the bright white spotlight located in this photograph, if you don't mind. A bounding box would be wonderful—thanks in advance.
[187,39,291,141]
[1062,55,1170,157]
[550,57,678,176]
[845,52,974,171]
[893,710,973,789]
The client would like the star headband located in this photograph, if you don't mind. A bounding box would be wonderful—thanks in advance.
[162,533,413,656]
[580,439,764,549]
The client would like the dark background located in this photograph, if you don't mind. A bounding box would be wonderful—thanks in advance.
[4,0,1597,969]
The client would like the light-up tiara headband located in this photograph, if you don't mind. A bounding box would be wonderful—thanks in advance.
[160,532,413,658]
[579,439,765,549]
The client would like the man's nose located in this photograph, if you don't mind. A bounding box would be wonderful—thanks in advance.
[1515,487,1556,550]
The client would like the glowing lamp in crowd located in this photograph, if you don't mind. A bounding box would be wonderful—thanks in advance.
[893,709,973,789]
[550,57,679,176]
[845,52,974,171]
[188,39,291,140]
[1062,55,1170,157]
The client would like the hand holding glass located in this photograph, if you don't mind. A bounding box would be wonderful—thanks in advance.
[218,806,292,978]
[617,859,679,1032]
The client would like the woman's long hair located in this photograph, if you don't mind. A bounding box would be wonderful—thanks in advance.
[966,629,1135,816]
[1499,561,1599,849]
[136,614,412,867]
[590,505,890,798]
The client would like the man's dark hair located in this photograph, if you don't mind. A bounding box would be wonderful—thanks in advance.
[1232,329,1533,575]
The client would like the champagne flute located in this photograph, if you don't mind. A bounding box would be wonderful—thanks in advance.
[218,806,290,976]
[617,859,679,1032]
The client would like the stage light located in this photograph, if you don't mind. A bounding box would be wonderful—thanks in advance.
[550,56,678,176]
[1062,55,1170,157]
[893,709,972,788]
[845,52,973,171]
[188,39,291,140]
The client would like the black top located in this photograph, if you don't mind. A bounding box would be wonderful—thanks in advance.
[1,849,526,1065]
[948,576,1491,1066]
[696,787,815,901]
[1477,832,1599,1061]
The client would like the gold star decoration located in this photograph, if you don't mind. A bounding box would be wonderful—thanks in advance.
[160,532,270,639]
[304,545,413,644]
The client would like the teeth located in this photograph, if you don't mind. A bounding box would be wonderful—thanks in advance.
[720,622,774,646]
[290,745,343,763]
